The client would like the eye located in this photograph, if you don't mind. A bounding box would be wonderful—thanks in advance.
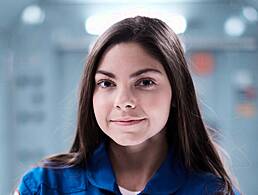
[136,78,156,88]
[96,79,115,88]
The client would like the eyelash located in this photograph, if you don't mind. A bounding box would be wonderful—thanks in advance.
[136,78,156,88]
[96,78,156,89]
[96,79,115,88]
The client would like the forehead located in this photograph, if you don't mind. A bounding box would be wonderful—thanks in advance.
[96,42,165,73]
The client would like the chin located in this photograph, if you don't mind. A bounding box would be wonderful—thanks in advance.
[113,137,147,146]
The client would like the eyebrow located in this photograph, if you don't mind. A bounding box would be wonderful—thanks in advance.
[95,68,163,79]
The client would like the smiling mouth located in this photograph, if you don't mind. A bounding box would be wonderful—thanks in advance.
[110,118,146,126]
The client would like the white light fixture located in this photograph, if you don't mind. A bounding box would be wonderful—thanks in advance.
[85,14,120,35]
[85,10,187,35]
[224,17,245,37]
[165,14,187,34]
[242,6,258,22]
[21,5,45,25]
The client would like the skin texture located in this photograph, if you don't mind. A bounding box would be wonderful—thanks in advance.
[93,42,172,191]
[93,42,172,147]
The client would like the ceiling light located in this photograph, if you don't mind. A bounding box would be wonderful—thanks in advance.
[165,14,187,34]
[224,17,245,37]
[21,5,45,25]
[85,10,187,35]
[243,6,258,22]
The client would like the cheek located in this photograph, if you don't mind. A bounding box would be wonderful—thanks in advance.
[142,87,172,126]
[93,93,111,127]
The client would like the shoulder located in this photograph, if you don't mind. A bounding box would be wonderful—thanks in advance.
[180,171,241,195]
[17,166,87,194]
[179,171,225,195]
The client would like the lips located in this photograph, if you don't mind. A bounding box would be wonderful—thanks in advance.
[110,118,146,126]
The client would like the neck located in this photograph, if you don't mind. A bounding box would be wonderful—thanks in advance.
[108,129,168,191]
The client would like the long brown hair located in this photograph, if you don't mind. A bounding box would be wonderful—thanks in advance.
[43,16,239,194]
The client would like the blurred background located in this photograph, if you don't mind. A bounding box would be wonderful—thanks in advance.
[0,0,257,194]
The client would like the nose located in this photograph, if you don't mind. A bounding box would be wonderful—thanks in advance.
[114,87,136,110]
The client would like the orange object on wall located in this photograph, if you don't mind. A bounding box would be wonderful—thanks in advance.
[190,52,214,76]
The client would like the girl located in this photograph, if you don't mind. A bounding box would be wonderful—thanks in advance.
[17,16,240,195]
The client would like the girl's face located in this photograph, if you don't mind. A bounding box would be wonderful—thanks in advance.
[93,42,172,146]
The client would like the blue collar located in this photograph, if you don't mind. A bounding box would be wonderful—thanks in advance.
[87,142,187,194]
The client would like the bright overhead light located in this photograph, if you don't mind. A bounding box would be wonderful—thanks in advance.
[85,14,120,35]
[21,5,45,25]
[242,6,258,22]
[85,9,187,35]
[224,17,245,37]
[165,14,187,34]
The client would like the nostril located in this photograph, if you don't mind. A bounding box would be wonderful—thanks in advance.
[115,102,136,110]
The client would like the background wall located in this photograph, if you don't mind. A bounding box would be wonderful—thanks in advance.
[0,0,257,194]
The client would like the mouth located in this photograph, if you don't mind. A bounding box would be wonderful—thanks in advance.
[110,118,146,126]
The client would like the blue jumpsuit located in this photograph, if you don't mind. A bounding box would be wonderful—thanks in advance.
[17,142,239,194]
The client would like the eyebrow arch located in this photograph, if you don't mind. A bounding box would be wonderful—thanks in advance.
[95,68,163,79]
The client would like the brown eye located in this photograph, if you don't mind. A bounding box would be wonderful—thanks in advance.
[97,80,115,88]
[137,79,156,88]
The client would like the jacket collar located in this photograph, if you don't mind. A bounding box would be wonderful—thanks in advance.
[141,147,187,194]
[87,142,119,193]
[87,142,187,194]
